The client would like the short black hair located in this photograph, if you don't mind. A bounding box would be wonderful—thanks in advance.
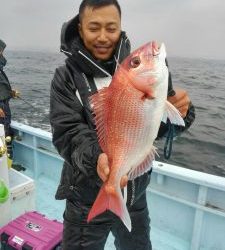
[79,0,121,22]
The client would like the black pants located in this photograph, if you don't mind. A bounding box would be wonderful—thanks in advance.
[62,192,152,250]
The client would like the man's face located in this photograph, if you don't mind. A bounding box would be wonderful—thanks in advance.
[79,5,121,61]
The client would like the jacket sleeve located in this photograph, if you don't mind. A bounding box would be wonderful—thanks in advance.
[50,66,102,177]
[0,70,12,101]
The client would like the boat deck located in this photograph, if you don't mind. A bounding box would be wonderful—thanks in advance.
[16,168,191,250]
[7,121,225,250]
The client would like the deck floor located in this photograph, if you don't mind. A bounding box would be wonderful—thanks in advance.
[11,170,192,250]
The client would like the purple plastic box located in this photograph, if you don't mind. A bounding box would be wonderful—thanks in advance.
[0,211,63,250]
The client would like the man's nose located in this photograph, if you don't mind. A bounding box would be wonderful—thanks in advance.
[98,30,108,42]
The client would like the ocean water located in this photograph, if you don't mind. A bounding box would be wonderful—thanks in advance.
[4,50,225,177]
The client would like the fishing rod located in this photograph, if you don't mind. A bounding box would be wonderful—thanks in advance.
[17,96,38,110]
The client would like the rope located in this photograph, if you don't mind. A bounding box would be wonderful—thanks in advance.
[164,121,175,160]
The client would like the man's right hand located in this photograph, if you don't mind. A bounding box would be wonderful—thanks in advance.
[97,153,128,188]
[0,108,5,118]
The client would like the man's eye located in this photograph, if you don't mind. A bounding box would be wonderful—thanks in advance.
[107,28,116,33]
[89,27,98,32]
[130,56,141,68]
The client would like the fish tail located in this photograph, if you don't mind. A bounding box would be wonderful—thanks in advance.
[87,184,131,232]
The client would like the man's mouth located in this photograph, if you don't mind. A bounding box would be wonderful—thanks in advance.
[94,45,112,54]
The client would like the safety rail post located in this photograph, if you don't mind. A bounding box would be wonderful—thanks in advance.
[190,185,208,250]
[32,135,38,179]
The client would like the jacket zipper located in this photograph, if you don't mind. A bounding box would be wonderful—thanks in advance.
[130,179,135,206]
[81,73,91,92]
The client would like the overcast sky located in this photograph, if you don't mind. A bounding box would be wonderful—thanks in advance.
[0,0,224,59]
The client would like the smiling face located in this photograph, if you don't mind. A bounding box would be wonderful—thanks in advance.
[78,4,121,61]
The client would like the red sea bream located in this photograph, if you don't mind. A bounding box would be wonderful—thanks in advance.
[87,41,185,231]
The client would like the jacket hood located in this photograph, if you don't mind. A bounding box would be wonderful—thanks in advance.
[60,15,131,77]
[60,15,80,54]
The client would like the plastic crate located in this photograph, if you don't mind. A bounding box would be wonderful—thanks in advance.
[9,169,35,219]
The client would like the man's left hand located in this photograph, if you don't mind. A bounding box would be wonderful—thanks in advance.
[0,108,5,118]
[167,88,190,118]
[11,89,20,98]
[97,153,128,188]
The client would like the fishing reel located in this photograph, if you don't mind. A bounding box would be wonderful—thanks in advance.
[0,136,7,158]
[0,136,11,158]
[11,89,20,98]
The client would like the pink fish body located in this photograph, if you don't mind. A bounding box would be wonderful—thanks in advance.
[88,41,184,231]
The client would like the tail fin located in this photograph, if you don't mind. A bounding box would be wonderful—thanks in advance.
[87,184,131,232]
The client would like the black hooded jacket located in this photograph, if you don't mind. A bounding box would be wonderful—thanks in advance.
[0,65,12,131]
[0,69,12,101]
[50,16,195,204]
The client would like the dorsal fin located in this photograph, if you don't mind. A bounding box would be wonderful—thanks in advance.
[89,87,110,152]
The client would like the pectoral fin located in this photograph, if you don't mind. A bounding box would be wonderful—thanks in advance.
[162,101,185,126]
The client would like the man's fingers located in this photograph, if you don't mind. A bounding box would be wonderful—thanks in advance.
[167,88,190,118]
[120,175,128,188]
[98,166,109,182]
[178,106,189,118]
[98,171,108,182]
[173,97,190,117]
[97,153,110,182]
[104,166,109,176]
[97,154,129,187]
[173,94,190,107]
[0,109,5,118]
[99,154,109,177]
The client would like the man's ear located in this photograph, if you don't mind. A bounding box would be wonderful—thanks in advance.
[78,23,83,39]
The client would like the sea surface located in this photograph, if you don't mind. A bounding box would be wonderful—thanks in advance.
[4,50,225,177]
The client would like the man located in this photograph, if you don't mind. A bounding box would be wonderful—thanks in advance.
[0,39,20,160]
[50,1,195,249]
[0,39,19,137]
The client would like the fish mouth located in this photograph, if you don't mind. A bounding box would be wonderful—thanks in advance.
[143,43,166,60]
[138,43,167,78]
[150,42,166,57]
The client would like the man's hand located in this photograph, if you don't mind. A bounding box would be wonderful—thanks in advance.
[97,153,128,188]
[11,89,20,98]
[0,108,5,118]
[167,88,190,118]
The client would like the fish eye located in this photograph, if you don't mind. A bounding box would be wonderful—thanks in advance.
[130,56,141,68]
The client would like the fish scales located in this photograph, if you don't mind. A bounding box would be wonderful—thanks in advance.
[106,86,145,168]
